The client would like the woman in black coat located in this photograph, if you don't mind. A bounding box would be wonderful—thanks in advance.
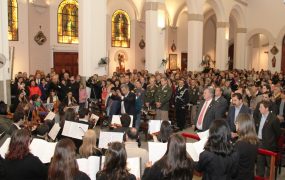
[3,129,48,180]
[196,119,239,180]
[142,134,194,180]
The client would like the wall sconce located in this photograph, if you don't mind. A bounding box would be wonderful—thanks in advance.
[171,40,176,52]
[139,36,145,49]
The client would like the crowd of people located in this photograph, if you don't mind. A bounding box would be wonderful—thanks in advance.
[0,67,284,180]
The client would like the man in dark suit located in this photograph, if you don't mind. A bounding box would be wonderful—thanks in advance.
[118,84,136,123]
[175,79,189,130]
[7,111,25,135]
[227,93,251,133]
[193,87,217,131]
[255,100,281,177]
[214,87,228,118]
[275,90,285,128]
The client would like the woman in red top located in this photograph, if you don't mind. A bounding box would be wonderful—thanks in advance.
[28,80,42,100]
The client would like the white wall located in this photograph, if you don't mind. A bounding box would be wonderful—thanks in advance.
[203,16,216,63]
[177,11,188,69]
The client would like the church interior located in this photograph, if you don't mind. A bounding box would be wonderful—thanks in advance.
[0,0,285,179]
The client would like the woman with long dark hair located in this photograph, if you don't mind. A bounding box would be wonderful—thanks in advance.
[153,120,173,143]
[3,129,47,180]
[233,113,258,180]
[196,119,239,180]
[142,134,194,180]
[48,138,90,180]
[96,142,136,180]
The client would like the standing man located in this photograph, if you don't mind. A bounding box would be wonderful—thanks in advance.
[154,77,172,120]
[227,93,251,133]
[188,79,200,125]
[175,79,189,130]
[214,86,228,118]
[118,84,136,126]
[145,76,157,110]
[256,100,281,178]
[193,87,216,131]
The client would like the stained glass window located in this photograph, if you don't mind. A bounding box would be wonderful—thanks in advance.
[112,10,130,48]
[57,0,78,44]
[8,0,18,41]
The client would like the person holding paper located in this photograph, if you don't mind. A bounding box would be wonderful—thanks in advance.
[175,78,189,130]
[152,120,172,143]
[118,84,136,123]
[142,134,194,180]
[48,138,90,180]
[196,119,239,180]
[233,114,258,180]
[7,111,25,135]
[3,129,48,180]
[79,130,102,158]
[96,142,136,180]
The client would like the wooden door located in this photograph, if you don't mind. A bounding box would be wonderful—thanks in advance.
[228,44,234,70]
[181,53,188,71]
[53,52,78,76]
[282,36,285,73]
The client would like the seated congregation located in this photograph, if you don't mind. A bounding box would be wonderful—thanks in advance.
[0,68,284,180]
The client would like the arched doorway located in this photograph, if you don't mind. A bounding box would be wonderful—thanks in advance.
[281,36,285,72]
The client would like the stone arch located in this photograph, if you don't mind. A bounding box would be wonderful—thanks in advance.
[277,25,285,46]
[107,0,138,20]
[229,4,246,28]
[173,2,187,27]
[205,0,227,22]
[246,28,275,45]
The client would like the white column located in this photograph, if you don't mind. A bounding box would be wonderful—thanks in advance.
[235,28,247,69]
[187,14,204,72]
[79,0,107,77]
[145,0,166,73]
[0,0,10,104]
[216,22,229,71]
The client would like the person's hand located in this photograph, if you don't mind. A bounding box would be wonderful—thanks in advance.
[231,132,238,138]
[145,102,149,107]
[145,161,152,168]
[156,102,161,108]
[277,115,284,122]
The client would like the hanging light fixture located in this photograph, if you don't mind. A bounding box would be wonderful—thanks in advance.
[171,40,176,52]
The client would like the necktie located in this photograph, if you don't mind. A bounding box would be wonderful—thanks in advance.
[197,101,208,126]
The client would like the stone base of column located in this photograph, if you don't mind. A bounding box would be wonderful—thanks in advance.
[0,80,11,106]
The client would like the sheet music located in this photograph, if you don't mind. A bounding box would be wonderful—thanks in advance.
[98,131,124,149]
[111,115,133,127]
[48,123,61,140]
[197,129,209,140]
[0,137,10,158]
[186,138,207,162]
[148,142,167,163]
[77,156,101,180]
[90,114,100,125]
[148,120,171,134]
[30,138,57,163]
[44,111,56,121]
[62,121,89,140]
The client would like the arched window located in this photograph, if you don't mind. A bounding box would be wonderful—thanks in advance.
[8,0,18,41]
[57,0,78,44]
[112,10,130,48]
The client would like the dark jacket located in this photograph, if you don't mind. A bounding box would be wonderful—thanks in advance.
[196,150,239,180]
[2,153,48,180]
[233,141,258,180]
[227,104,251,132]
[194,99,217,131]
[215,96,228,118]
[122,92,136,116]
[254,112,281,151]
[96,171,136,180]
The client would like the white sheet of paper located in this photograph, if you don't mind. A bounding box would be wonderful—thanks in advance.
[30,138,57,163]
[100,156,140,178]
[148,142,167,163]
[77,156,101,180]
[186,138,207,162]
[0,137,10,158]
[197,130,209,140]
[111,115,133,127]
[62,121,89,140]
[90,114,100,125]
[44,111,56,121]
[98,131,124,149]
[148,120,162,134]
[48,123,61,140]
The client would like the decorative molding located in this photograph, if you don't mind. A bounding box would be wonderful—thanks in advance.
[234,0,248,6]
[216,22,229,28]
[188,14,204,22]
[236,28,247,33]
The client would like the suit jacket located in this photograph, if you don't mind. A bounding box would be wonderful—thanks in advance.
[227,104,251,132]
[275,98,285,119]
[255,112,281,151]
[194,99,217,131]
[253,101,278,122]
[215,96,228,118]
[123,92,136,116]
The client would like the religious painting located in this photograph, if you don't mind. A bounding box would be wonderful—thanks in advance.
[169,54,177,70]
[8,0,18,41]
[114,50,128,73]
[112,10,131,48]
